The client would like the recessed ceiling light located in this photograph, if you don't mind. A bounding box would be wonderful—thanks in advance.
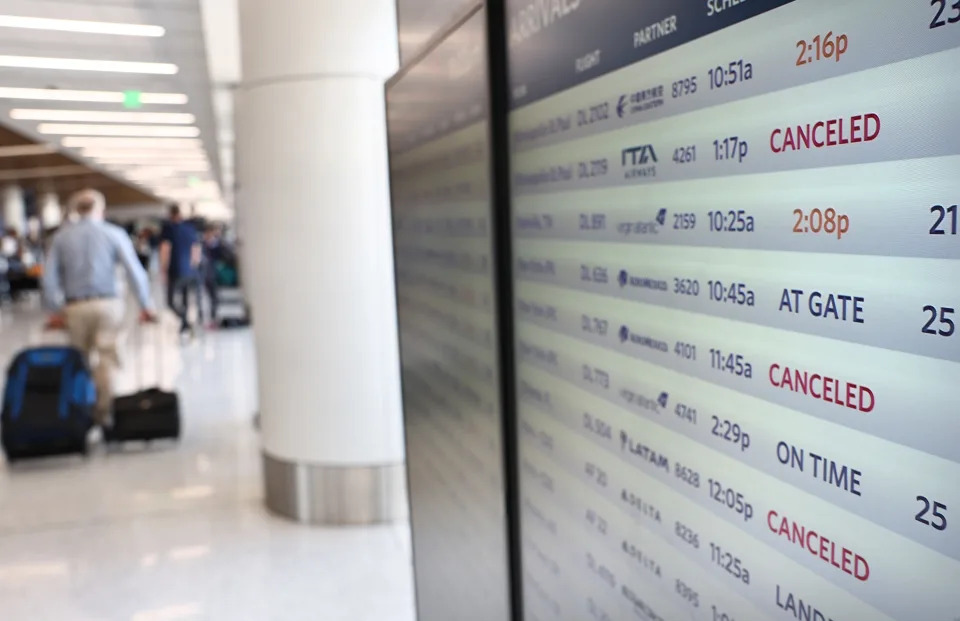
[0,16,164,37]
[0,56,177,74]
[12,109,195,124]
[39,124,200,137]
[0,87,187,105]
[62,137,202,149]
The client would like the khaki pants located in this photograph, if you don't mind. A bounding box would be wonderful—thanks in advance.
[64,298,125,424]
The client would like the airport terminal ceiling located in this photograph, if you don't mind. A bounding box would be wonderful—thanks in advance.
[0,123,156,206]
[0,0,225,205]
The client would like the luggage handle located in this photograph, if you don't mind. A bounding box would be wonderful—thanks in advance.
[133,318,164,391]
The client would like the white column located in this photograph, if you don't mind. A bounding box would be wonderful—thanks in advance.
[38,192,62,229]
[237,0,404,524]
[2,185,26,235]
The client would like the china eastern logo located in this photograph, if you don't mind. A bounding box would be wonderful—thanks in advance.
[617,85,665,118]
[621,144,657,179]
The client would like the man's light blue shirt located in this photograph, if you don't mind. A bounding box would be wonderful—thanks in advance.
[43,217,153,311]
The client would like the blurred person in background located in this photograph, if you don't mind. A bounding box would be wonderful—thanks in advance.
[42,189,157,427]
[160,204,202,336]
[1,227,20,259]
[135,228,154,271]
[201,224,224,329]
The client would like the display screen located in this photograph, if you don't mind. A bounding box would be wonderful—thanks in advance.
[387,7,512,621]
[506,1,960,620]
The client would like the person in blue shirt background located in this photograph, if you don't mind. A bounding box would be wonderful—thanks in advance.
[159,204,202,336]
[42,189,157,426]
[201,224,225,329]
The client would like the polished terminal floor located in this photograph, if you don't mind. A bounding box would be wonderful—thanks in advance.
[0,296,415,621]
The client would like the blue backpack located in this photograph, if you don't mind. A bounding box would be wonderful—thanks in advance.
[1,347,96,460]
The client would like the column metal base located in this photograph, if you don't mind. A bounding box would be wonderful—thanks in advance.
[263,452,407,525]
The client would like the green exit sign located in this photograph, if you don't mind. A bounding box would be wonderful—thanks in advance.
[123,90,142,109]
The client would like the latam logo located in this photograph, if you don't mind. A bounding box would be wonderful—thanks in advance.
[621,144,657,179]
[770,114,880,153]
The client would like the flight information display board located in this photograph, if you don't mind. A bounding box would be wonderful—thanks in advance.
[387,6,512,621]
[505,1,960,620]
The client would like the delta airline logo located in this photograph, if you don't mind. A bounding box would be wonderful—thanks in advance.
[771,114,880,153]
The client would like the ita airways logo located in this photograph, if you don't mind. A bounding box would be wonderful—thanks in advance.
[656,208,667,226]
[616,94,628,118]
[621,144,657,179]
[618,269,629,288]
[619,325,630,343]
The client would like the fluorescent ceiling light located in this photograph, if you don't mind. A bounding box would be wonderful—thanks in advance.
[62,137,201,149]
[85,148,206,156]
[111,163,210,174]
[104,164,210,173]
[0,87,187,105]
[87,152,208,163]
[12,109,195,124]
[102,165,209,174]
[0,16,164,37]
[123,169,179,179]
[39,124,200,137]
[0,56,177,74]
[0,144,55,158]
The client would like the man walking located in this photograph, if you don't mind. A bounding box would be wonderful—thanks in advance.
[159,205,202,335]
[42,189,157,426]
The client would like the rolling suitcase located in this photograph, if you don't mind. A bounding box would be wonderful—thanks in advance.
[108,323,180,444]
[1,347,95,461]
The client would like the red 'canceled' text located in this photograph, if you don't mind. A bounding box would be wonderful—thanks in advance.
[770,113,880,153]
[769,364,874,412]
[767,510,870,581]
